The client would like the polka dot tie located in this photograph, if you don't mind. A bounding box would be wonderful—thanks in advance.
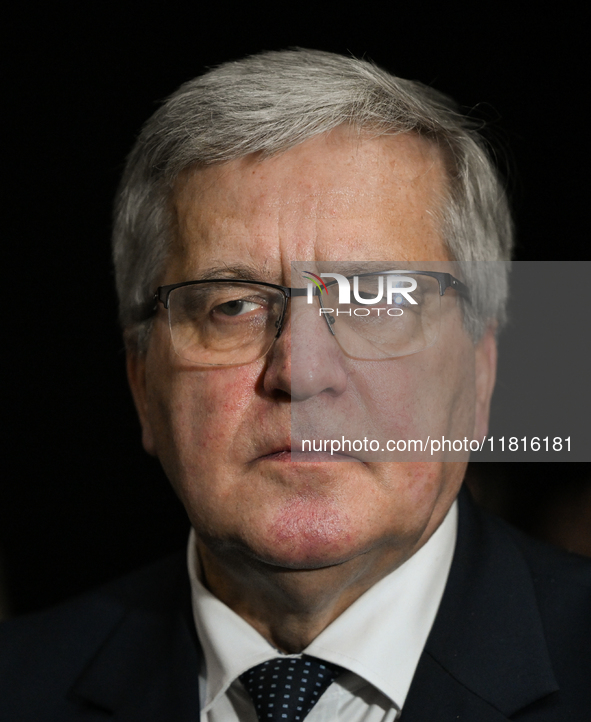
[239,655,342,721]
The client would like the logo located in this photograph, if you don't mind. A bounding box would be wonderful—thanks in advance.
[303,271,418,307]
[302,271,329,298]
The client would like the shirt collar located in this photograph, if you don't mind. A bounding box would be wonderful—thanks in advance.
[187,535,285,710]
[188,500,457,712]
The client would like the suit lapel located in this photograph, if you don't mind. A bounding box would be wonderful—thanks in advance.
[402,652,516,721]
[69,553,202,721]
[401,488,559,720]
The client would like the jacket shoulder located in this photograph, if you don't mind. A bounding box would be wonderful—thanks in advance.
[502,517,591,589]
[497,516,591,684]
[402,493,591,721]
[0,551,190,719]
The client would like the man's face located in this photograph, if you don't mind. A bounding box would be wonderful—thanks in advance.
[128,128,496,574]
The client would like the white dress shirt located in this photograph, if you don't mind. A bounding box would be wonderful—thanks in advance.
[188,501,458,721]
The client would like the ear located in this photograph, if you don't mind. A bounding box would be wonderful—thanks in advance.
[126,351,157,456]
[473,324,498,440]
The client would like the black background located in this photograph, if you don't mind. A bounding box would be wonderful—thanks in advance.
[3,4,589,615]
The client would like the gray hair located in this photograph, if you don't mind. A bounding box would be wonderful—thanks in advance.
[112,48,513,352]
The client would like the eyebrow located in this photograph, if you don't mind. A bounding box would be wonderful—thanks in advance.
[310,262,414,276]
[192,264,274,282]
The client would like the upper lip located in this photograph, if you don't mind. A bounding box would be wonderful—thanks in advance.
[253,438,292,460]
[256,439,363,462]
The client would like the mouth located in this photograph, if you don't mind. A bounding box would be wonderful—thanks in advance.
[257,444,363,463]
[290,449,363,463]
[259,447,292,461]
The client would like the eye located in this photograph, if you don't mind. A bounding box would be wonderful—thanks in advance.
[214,299,262,317]
[391,293,411,307]
[353,290,378,304]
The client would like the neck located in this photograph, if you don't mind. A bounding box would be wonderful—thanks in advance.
[196,536,425,653]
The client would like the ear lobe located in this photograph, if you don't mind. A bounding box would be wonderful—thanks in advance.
[126,352,157,456]
[473,325,498,440]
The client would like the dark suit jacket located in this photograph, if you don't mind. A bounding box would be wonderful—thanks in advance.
[1,490,590,721]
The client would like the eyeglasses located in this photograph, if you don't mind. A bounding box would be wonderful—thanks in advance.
[153,271,469,366]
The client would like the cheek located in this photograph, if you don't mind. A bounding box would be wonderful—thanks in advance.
[146,358,263,481]
[349,356,451,438]
[376,461,443,510]
[352,361,417,435]
[346,334,476,456]
[408,341,475,435]
[439,341,477,437]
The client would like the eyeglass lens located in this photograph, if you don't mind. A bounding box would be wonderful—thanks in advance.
[167,282,286,365]
[319,274,441,359]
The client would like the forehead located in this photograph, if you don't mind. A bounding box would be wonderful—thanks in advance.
[167,128,450,282]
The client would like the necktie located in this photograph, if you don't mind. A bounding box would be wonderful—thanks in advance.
[239,655,342,722]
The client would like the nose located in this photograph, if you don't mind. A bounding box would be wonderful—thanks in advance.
[262,301,348,401]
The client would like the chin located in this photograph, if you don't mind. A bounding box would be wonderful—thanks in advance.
[252,540,361,572]
[252,499,364,569]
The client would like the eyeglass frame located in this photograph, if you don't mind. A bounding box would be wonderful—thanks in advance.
[150,270,469,356]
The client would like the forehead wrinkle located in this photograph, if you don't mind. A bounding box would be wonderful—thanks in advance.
[175,132,445,229]
[169,130,451,285]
